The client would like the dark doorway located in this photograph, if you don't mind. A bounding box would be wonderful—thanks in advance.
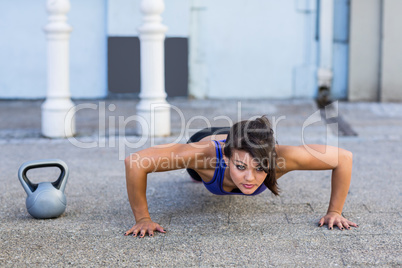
[108,37,188,97]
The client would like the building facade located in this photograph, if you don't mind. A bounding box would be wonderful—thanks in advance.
[0,0,400,101]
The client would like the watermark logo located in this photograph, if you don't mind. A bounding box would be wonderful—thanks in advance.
[302,101,340,167]
[64,101,340,169]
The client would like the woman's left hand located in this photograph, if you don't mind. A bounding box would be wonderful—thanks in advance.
[318,211,359,230]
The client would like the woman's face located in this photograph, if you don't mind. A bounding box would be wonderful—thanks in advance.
[225,149,267,194]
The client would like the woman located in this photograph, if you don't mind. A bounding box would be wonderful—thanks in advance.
[124,116,357,238]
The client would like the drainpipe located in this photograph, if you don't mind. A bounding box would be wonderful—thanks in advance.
[42,0,75,138]
[189,0,208,99]
[137,0,170,136]
[317,0,334,107]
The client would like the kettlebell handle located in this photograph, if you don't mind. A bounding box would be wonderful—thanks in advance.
[18,159,69,195]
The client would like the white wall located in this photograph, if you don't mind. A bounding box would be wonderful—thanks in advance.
[381,0,402,101]
[349,0,402,102]
[348,0,382,101]
[109,0,319,99]
[0,0,47,98]
[0,0,354,100]
[69,0,107,98]
[192,0,317,99]
[0,0,107,99]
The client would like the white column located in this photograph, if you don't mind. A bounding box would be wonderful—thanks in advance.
[317,0,334,89]
[189,0,208,99]
[348,0,382,101]
[381,0,402,101]
[42,0,75,138]
[137,0,170,137]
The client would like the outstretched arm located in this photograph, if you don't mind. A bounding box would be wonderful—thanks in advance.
[124,143,208,237]
[124,158,165,237]
[279,144,358,230]
[319,147,357,229]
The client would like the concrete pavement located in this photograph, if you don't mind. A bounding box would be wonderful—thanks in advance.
[0,98,401,267]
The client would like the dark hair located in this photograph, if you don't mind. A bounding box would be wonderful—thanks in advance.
[223,116,279,195]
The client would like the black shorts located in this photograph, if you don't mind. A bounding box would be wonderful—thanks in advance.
[186,127,230,181]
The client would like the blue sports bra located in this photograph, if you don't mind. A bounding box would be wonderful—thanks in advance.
[202,140,267,195]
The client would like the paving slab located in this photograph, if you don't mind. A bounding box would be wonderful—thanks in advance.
[0,99,401,267]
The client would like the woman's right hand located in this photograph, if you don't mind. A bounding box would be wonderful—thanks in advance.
[124,217,166,238]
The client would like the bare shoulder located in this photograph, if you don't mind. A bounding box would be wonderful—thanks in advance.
[145,140,217,160]
[275,144,351,173]
[275,144,301,174]
[275,144,303,161]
